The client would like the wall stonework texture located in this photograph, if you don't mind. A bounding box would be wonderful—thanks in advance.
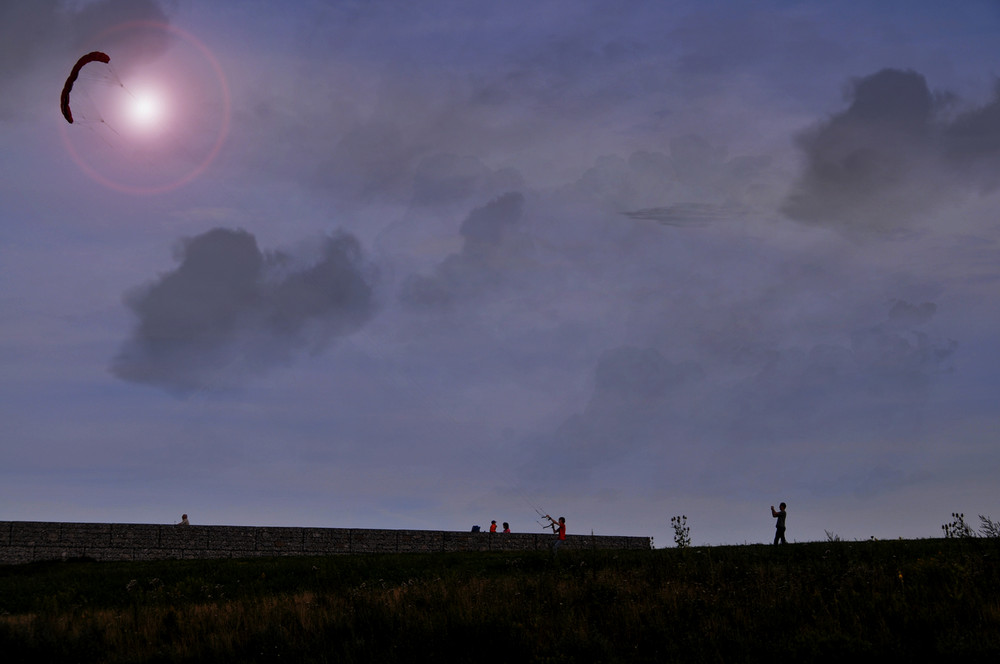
[0,521,651,564]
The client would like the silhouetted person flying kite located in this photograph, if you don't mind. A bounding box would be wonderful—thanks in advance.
[771,503,787,545]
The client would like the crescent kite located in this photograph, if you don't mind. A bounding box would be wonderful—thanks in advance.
[60,51,111,124]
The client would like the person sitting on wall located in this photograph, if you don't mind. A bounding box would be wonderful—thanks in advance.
[177,514,190,526]
[490,520,498,533]
[502,522,510,533]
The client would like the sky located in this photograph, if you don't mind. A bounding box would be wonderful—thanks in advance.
[2,0,999,547]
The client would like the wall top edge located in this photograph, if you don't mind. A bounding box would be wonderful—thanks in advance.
[0,521,648,540]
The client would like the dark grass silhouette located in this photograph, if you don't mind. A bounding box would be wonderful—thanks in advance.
[2,539,999,662]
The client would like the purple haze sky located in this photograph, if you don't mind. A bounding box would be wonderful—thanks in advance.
[2,0,999,547]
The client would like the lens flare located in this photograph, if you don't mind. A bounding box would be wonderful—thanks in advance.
[128,89,166,130]
[59,20,230,195]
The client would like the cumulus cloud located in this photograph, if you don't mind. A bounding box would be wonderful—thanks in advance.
[783,68,1000,236]
[112,227,377,394]
[398,192,527,309]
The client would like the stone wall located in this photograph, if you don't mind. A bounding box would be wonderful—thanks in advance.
[0,521,651,564]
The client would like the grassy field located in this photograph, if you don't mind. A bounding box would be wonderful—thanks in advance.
[1,538,998,662]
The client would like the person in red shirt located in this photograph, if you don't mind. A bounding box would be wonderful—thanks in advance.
[545,514,566,553]
[502,522,510,533]
[489,520,498,533]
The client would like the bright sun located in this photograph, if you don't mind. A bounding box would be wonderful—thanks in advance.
[127,90,167,131]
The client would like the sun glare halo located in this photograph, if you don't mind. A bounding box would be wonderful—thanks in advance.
[127,89,167,131]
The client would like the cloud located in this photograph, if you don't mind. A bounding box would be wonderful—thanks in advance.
[524,299,956,488]
[398,192,527,309]
[410,154,524,208]
[886,299,937,329]
[112,227,377,394]
[567,136,775,218]
[304,118,526,210]
[623,203,743,227]
[943,85,1000,180]
[730,299,957,443]
[524,346,705,483]
[783,68,1000,236]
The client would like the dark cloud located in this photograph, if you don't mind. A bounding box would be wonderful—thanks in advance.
[398,192,526,309]
[783,68,1000,236]
[71,0,176,68]
[0,1,62,85]
[112,228,377,394]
